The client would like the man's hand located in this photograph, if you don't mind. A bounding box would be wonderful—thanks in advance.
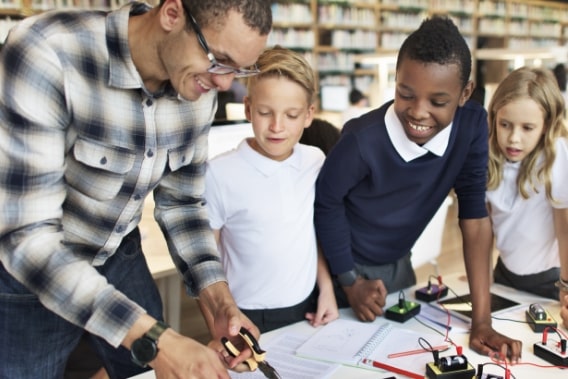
[198,282,260,370]
[151,329,230,379]
[123,314,230,378]
[343,278,387,321]
[469,322,522,363]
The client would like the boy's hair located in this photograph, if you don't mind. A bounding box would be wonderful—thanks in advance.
[487,66,568,201]
[247,45,317,105]
[178,0,272,35]
[300,118,341,156]
[349,88,365,105]
[397,16,471,87]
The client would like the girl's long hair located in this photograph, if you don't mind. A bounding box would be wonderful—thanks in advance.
[487,66,568,201]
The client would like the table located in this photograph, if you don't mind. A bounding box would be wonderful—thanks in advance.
[130,272,567,379]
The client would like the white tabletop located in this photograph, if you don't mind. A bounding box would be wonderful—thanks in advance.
[131,273,566,379]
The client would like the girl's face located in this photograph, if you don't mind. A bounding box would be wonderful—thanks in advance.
[495,98,546,162]
[245,76,314,161]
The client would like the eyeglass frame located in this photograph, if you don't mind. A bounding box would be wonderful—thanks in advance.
[181,2,260,78]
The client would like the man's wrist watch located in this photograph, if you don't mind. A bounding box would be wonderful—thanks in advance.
[337,269,359,287]
[130,320,169,368]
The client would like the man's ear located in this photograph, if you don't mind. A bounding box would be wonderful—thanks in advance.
[458,80,475,106]
[160,0,185,32]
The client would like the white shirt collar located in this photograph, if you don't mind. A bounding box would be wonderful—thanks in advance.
[385,104,452,162]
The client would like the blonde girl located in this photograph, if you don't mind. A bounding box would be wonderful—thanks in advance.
[486,66,568,327]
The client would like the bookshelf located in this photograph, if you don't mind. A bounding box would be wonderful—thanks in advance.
[269,0,568,111]
[2,0,567,109]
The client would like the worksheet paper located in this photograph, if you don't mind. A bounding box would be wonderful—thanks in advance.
[229,333,339,379]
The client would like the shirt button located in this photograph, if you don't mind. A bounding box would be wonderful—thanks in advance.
[147,149,154,158]
[133,194,141,201]
[99,251,109,259]
[100,156,107,165]
[115,225,124,233]
[146,99,153,106]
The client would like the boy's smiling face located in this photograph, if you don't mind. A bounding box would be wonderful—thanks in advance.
[394,58,473,145]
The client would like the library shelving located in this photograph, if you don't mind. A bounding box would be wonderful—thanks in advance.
[2,0,568,109]
[268,0,568,110]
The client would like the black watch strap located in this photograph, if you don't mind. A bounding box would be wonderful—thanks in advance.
[337,269,359,287]
[146,320,169,341]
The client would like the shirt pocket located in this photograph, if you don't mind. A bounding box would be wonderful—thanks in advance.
[66,137,136,201]
[167,144,196,172]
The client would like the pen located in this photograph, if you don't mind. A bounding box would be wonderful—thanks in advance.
[387,344,449,359]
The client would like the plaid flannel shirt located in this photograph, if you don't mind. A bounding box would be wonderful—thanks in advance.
[0,3,225,347]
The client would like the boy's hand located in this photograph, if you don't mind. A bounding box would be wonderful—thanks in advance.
[305,289,338,327]
[343,278,387,321]
[469,322,522,363]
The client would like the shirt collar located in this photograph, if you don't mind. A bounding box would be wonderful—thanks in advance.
[239,139,302,176]
[106,2,177,98]
[385,104,452,162]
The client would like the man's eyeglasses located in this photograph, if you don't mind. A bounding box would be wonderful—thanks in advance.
[182,3,260,78]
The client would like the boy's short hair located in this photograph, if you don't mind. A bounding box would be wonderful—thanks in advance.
[349,88,364,105]
[247,45,317,105]
[397,16,471,87]
[300,118,340,156]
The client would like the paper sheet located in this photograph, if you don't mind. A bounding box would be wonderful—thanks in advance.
[229,333,339,379]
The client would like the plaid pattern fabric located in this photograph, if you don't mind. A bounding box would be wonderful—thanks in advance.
[0,3,225,346]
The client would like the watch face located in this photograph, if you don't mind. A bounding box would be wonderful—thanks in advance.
[131,337,157,366]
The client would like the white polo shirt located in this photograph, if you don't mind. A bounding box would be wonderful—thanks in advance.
[205,139,324,308]
[486,138,568,275]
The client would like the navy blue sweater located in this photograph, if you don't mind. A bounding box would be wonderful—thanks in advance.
[315,100,489,274]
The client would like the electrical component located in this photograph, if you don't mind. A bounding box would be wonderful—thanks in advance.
[476,363,507,379]
[416,282,449,302]
[416,276,449,302]
[533,327,568,366]
[425,352,476,379]
[533,340,568,366]
[525,303,557,333]
[385,291,421,323]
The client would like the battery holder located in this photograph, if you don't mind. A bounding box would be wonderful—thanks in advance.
[416,283,449,302]
[385,300,421,323]
[533,341,568,366]
[425,361,476,379]
[525,310,557,333]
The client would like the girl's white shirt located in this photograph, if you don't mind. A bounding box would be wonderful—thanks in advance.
[487,138,568,275]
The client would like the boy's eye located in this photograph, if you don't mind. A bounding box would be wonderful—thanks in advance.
[287,114,300,119]
[399,93,413,100]
[431,100,448,107]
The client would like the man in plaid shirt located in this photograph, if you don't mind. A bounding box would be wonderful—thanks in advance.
[0,1,271,378]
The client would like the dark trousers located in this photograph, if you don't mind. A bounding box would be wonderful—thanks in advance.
[0,228,164,379]
[240,287,318,333]
[493,257,559,300]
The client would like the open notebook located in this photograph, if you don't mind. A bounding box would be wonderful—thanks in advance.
[296,319,448,379]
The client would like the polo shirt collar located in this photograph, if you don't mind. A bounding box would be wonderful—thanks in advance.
[385,104,452,162]
[239,139,302,176]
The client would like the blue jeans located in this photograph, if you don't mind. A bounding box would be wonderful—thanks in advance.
[0,228,164,379]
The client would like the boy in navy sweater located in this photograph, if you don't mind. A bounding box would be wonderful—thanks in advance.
[315,16,522,361]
